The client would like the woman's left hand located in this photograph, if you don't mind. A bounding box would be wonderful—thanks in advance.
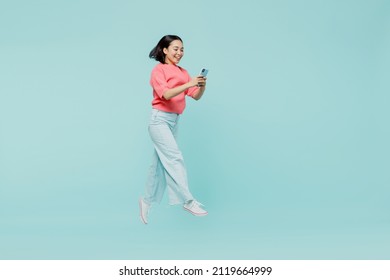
[197,76,207,87]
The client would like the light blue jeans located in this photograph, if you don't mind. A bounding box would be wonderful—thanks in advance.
[143,109,194,205]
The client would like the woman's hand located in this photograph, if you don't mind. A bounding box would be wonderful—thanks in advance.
[191,76,207,100]
[190,76,207,88]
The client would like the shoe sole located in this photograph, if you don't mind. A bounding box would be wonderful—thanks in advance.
[183,207,208,216]
[139,198,148,224]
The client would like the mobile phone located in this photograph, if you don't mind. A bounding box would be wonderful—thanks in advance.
[199,68,208,77]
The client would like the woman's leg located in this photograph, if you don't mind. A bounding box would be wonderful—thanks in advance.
[143,150,166,205]
[148,112,194,205]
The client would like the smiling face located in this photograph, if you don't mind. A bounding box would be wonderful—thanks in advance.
[163,40,184,65]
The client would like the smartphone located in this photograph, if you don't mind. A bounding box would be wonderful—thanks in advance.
[199,68,208,77]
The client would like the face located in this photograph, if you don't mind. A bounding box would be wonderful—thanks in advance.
[163,40,184,65]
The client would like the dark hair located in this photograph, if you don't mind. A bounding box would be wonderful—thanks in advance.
[149,35,183,64]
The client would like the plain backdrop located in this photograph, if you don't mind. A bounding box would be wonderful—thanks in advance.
[0,0,389,259]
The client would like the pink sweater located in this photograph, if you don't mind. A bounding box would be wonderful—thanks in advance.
[150,63,198,114]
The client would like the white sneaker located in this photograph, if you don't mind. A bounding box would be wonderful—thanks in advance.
[139,198,150,224]
[183,200,208,216]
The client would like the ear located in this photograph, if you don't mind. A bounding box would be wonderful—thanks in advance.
[163,48,168,55]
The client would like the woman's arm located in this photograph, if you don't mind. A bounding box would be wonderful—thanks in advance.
[163,82,193,100]
[163,76,206,100]
[192,82,206,100]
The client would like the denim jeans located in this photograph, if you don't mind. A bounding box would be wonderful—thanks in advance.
[143,109,194,205]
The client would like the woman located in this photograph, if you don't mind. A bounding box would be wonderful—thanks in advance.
[139,35,208,224]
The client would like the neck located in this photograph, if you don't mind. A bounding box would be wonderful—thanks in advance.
[164,57,177,65]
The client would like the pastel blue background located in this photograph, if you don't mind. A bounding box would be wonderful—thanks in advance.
[1,0,389,259]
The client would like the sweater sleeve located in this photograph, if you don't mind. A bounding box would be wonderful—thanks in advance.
[150,66,169,99]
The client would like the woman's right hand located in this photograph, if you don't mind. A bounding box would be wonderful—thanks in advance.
[190,76,207,88]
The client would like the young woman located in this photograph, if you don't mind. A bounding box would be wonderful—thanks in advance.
[139,35,208,224]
